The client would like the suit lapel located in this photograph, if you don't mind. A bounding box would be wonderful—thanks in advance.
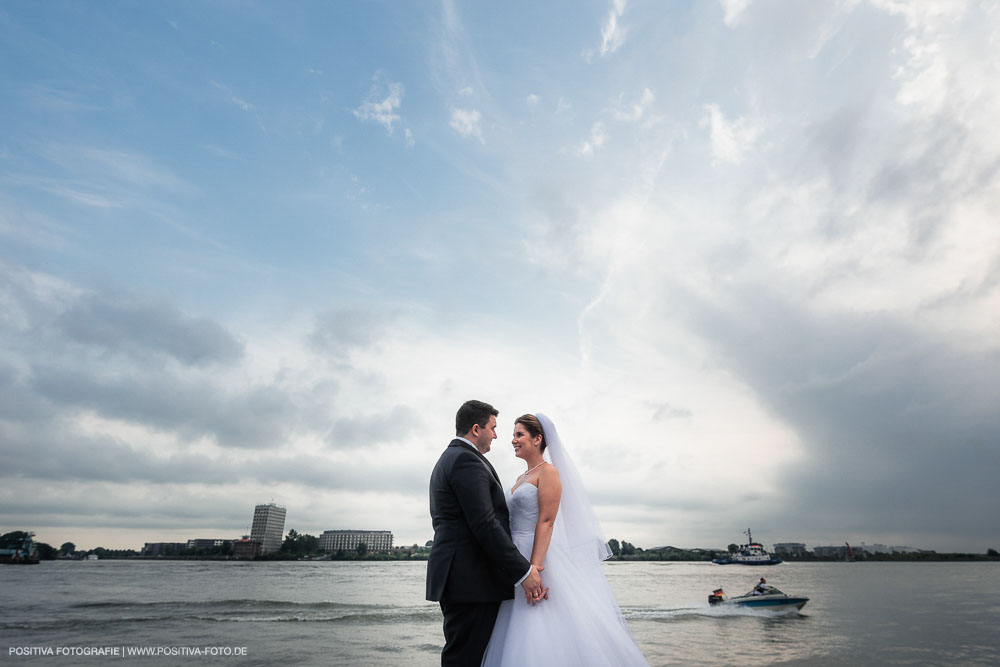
[450,440,502,488]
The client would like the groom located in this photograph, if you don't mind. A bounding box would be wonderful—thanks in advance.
[426,399,546,666]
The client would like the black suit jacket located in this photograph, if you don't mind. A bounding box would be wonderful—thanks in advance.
[426,440,530,603]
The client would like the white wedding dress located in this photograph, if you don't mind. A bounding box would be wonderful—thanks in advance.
[482,415,648,666]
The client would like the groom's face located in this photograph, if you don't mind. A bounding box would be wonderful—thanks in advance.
[473,415,498,452]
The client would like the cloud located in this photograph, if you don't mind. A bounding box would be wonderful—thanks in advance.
[449,108,483,141]
[674,285,1000,541]
[0,269,299,453]
[55,292,244,367]
[3,0,998,554]
[720,0,752,27]
[0,261,561,544]
[354,77,405,134]
[310,308,390,351]
[600,0,628,56]
[613,88,655,122]
[210,80,255,113]
[647,401,693,421]
[700,103,760,164]
[326,404,423,449]
[0,414,428,493]
[20,83,102,112]
[47,188,122,209]
[0,422,232,485]
[31,365,297,449]
[202,144,240,160]
[39,144,190,194]
[577,121,607,156]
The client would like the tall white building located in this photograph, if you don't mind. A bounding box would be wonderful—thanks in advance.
[250,503,286,554]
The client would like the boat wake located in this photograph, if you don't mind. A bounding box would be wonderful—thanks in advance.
[624,605,805,621]
[6,600,441,631]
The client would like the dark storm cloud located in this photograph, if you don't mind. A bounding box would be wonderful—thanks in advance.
[326,404,423,449]
[680,286,1000,546]
[0,415,427,496]
[0,360,49,422]
[863,118,986,245]
[589,486,721,513]
[773,49,999,250]
[309,307,396,357]
[675,17,1000,549]
[242,454,427,495]
[0,491,254,531]
[0,271,307,450]
[0,419,233,485]
[30,365,295,449]
[55,291,244,366]
[0,267,427,526]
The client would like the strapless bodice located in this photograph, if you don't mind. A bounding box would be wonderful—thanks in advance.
[507,484,539,534]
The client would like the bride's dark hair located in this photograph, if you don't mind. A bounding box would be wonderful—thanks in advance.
[515,414,547,452]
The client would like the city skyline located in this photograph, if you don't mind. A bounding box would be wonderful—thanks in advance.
[2,2,998,553]
[13,525,958,556]
[3,509,981,556]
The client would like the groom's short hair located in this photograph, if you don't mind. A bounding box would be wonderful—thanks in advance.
[456,400,498,436]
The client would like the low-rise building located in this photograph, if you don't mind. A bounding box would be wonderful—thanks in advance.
[813,545,848,559]
[186,539,227,550]
[773,542,808,557]
[319,530,393,553]
[141,542,186,557]
[890,546,920,554]
[232,537,261,559]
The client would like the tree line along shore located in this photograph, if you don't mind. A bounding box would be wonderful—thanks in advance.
[7,531,998,563]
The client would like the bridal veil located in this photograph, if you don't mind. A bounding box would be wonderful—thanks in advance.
[535,413,613,563]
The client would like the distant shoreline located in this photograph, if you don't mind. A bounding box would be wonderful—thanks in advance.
[46,553,998,563]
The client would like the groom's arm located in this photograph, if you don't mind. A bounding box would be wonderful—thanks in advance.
[448,453,531,584]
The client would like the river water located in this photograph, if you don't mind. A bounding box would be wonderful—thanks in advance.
[2,560,997,665]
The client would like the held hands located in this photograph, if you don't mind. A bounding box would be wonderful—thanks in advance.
[520,564,549,605]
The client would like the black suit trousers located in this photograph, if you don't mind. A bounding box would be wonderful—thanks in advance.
[439,600,501,666]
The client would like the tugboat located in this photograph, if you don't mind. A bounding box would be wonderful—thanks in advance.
[0,532,40,565]
[712,529,782,565]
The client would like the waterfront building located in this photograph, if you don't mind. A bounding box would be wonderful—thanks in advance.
[319,530,393,553]
[813,545,849,558]
[863,543,891,555]
[186,539,227,550]
[232,536,261,559]
[773,542,808,557]
[250,503,287,554]
[141,542,187,557]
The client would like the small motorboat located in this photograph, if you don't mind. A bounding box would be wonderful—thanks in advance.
[708,585,809,611]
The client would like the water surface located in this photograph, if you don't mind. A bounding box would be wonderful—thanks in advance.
[2,560,997,665]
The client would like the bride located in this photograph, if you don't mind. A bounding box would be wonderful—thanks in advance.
[482,413,648,666]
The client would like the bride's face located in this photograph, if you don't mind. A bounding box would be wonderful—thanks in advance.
[511,423,541,460]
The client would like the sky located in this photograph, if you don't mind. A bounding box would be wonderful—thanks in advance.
[1,0,998,554]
